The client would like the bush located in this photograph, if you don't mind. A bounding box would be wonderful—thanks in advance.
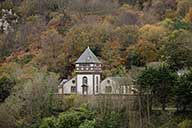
[178,119,192,128]
[0,76,15,102]
[79,120,96,128]
[39,117,56,128]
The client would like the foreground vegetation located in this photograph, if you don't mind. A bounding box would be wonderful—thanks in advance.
[0,0,192,128]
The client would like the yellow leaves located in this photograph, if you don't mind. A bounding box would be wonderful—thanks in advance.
[0,62,58,83]
[139,24,168,45]
[119,4,133,11]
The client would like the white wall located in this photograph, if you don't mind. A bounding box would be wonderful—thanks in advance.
[100,78,133,94]
[100,78,119,94]
[62,77,76,94]
[77,74,93,95]
[76,74,101,95]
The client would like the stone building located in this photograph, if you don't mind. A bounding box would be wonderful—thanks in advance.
[58,47,137,95]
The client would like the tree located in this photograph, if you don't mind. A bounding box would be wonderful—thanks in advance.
[0,64,59,128]
[39,105,95,128]
[101,39,123,72]
[177,0,192,18]
[137,65,177,110]
[114,25,139,48]
[116,9,141,25]
[126,40,158,68]
[69,0,119,14]
[139,24,168,47]
[184,7,192,23]
[38,29,65,73]
[126,51,145,68]
[160,30,192,70]
[98,111,121,128]
[173,70,192,111]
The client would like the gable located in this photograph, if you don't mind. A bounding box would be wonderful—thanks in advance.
[75,47,101,64]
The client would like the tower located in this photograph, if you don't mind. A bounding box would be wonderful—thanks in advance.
[75,47,102,95]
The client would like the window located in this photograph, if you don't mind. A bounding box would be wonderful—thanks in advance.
[83,76,88,85]
[96,76,99,85]
[71,86,76,93]
[105,86,112,93]
[125,86,129,94]
[72,80,75,84]
[96,76,99,93]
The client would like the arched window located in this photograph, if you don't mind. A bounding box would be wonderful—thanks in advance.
[83,76,88,85]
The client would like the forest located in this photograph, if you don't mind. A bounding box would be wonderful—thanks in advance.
[0,0,192,128]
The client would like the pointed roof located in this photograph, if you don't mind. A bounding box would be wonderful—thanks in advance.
[75,47,101,64]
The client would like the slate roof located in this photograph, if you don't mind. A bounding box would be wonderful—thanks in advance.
[75,47,101,64]
[59,77,76,87]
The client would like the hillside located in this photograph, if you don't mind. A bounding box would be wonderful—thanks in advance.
[0,0,192,128]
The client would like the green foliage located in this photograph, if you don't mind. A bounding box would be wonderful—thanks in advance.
[173,70,192,111]
[137,64,177,110]
[14,54,34,65]
[178,119,192,128]
[79,120,96,128]
[98,111,121,128]
[0,1,14,10]
[39,117,56,128]
[0,64,60,128]
[160,30,192,70]
[39,105,96,128]
[38,105,122,128]
[126,51,145,68]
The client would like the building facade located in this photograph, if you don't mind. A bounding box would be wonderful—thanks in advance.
[58,47,136,95]
[59,47,102,95]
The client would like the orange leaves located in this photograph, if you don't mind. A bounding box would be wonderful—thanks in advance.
[185,7,192,23]
[111,39,121,49]
[127,40,158,63]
